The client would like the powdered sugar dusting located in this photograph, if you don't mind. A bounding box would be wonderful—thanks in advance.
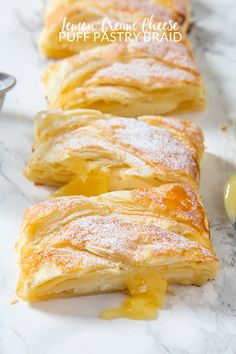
[32,114,199,182]
[128,41,198,74]
[106,117,197,177]
[34,213,213,272]
[89,58,196,88]
[21,182,217,283]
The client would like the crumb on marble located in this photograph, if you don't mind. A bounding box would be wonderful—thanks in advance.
[10,296,19,305]
[220,125,228,132]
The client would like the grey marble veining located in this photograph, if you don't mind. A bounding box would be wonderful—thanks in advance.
[0,0,236,353]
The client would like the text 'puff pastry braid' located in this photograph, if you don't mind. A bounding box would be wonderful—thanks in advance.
[24,109,204,192]
[43,41,206,116]
[39,0,190,58]
[16,184,219,307]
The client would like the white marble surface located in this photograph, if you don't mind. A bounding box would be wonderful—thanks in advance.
[1,0,236,353]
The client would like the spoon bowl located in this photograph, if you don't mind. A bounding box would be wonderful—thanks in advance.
[0,72,16,111]
[224,174,236,229]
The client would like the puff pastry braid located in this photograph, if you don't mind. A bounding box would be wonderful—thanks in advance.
[16,183,218,317]
[43,40,206,116]
[24,109,204,192]
[39,0,189,58]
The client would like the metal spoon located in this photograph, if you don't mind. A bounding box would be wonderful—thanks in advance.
[224,174,236,229]
[0,72,16,111]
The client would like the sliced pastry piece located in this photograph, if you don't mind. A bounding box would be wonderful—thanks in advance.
[24,108,204,192]
[43,40,206,116]
[16,184,219,319]
[39,0,189,58]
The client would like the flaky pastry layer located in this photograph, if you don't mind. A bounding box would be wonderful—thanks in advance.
[24,108,204,191]
[43,40,206,116]
[16,184,219,301]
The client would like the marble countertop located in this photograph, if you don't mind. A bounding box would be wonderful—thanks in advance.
[0,0,236,353]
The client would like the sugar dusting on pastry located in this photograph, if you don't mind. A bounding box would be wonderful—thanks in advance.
[86,59,198,89]
[25,110,203,189]
[37,213,213,262]
[42,39,206,115]
[16,184,218,303]
[128,41,198,74]
[109,117,198,177]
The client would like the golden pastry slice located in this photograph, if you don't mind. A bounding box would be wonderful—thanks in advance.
[39,0,189,58]
[43,40,206,116]
[16,184,219,319]
[24,109,204,192]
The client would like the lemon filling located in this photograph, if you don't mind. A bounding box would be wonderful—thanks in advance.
[51,169,110,197]
[101,272,167,320]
